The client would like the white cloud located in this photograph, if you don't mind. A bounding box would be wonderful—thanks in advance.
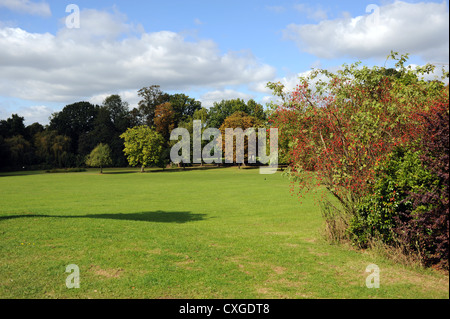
[0,8,276,105]
[0,104,55,125]
[89,89,140,109]
[19,105,54,125]
[0,0,51,17]
[284,1,449,62]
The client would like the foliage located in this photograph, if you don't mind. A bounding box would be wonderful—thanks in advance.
[349,99,449,269]
[169,93,202,126]
[135,85,170,127]
[209,98,265,129]
[85,143,113,174]
[348,148,438,247]
[49,101,99,154]
[0,85,270,171]
[219,111,263,165]
[394,100,449,269]
[154,102,176,141]
[3,135,34,167]
[120,125,165,172]
[102,94,131,133]
[268,52,449,269]
[34,130,72,168]
[268,52,447,216]
[0,114,27,138]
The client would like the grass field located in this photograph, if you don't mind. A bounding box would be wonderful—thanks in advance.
[0,167,448,299]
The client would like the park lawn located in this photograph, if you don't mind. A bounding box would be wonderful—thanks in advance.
[0,167,448,299]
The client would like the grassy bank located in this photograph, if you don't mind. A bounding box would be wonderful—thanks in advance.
[0,167,448,298]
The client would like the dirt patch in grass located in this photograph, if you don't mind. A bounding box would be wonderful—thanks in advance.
[175,257,196,270]
[89,265,124,278]
[272,266,287,274]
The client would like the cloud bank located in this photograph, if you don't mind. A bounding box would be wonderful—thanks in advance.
[284,1,449,62]
[0,0,51,17]
[0,8,276,104]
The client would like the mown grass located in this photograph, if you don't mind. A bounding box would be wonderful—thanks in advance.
[0,167,448,299]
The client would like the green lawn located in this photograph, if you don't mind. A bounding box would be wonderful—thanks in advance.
[0,167,448,298]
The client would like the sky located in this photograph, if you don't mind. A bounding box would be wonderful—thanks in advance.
[0,0,448,125]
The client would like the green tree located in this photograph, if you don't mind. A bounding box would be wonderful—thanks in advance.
[120,125,165,172]
[49,101,99,154]
[85,143,112,174]
[0,114,26,138]
[208,99,265,128]
[169,93,202,126]
[25,122,44,140]
[136,85,170,127]
[34,130,72,168]
[102,94,131,132]
[219,111,263,166]
[4,135,33,168]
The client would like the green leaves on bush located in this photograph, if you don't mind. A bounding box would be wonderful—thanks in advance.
[348,147,440,247]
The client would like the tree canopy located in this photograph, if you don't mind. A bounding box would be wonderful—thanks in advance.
[85,143,113,174]
[120,125,165,172]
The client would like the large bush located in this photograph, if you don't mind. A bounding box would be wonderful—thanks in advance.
[269,53,445,215]
[268,52,449,268]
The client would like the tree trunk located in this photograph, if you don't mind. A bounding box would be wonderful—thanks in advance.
[141,165,145,173]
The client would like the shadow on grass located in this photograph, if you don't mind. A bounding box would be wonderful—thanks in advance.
[0,211,207,224]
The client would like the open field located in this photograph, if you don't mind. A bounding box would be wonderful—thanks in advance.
[0,167,448,299]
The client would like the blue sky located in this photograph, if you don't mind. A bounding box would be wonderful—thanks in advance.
[0,0,448,125]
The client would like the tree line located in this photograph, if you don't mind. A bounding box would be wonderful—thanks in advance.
[0,85,267,171]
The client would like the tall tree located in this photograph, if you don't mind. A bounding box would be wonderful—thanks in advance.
[136,85,170,127]
[49,101,99,154]
[120,125,165,172]
[102,94,130,133]
[34,130,71,168]
[169,93,202,126]
[154,102,175,141]
[0,114,26,138]
[78,107,115,155]
[4,135,34,168]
